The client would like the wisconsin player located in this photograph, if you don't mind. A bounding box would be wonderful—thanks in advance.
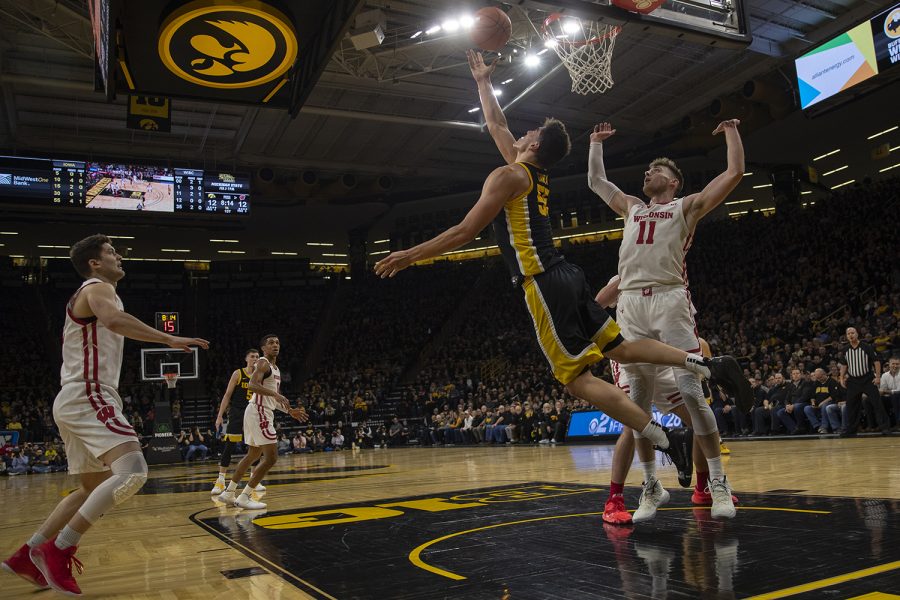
[588,121,750,519]
[1,234,208,595]
[218,335,307,510]
[210,349,264,496]
[375,51,749,479]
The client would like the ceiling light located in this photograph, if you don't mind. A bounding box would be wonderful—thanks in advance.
[307,242,334,247]
[800,191,812,195]
[524,55,540,67]
[867,126,897,140]
[0,231,18,235]
[441,19,460,32]
[161,248,190,253]
[322,253,347,257]
[821,165,848,176]
[544,39,558,48]
[210,239,239,243]
[369,250,390,256]
[37,245,70,249]
[537,48,550,55]
[425,25,440,34]
[752,184,772,189]
[373,239,390,244]
[563,21,580,34]
[107,235,135,239]
[468,107,481,113]
[501,78,514,84]
[813,149,840,161]
[493,88,502,96]
[830,179,855,189]
[742,172,753,176]
[728,211,748,216]
[271,251,298,256]
[217,250,246,254]
[460,15,474,29]
[879,162,900,173]
[724,199,753,205]
[410,30,423,39]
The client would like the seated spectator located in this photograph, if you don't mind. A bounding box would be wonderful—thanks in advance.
[9,450,29,475]
[388,417,406,447]
[277,433,292,455]
[331,429,345,450]
[185,427,209,461]
[805,368,842,433]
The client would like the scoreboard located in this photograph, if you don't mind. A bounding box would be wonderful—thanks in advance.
[1,156,250,216]
[154,312,180,334]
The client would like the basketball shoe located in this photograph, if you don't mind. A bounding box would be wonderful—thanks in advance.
[217,489,236,505]
[708,477,737,519]
[30,537,83,596]
[691,488,740,506]
[234,493,266,510]
[719,441,731,455]
[211,475,226,496]
[2,543,48,588]
[656,427,693,488]
[706,357,753,413]
[633,479,670,523]
[602,494,633,526]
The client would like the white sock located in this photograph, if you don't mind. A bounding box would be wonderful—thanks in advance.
[216,473,226,482]
[640,460,656,482]
[225,480,238,492]
[641,421,668,448]
[240,485,253,498]
[707,456,724,481]
[684,353,711,378]
[55,526,82,550]
[28,533,48,548]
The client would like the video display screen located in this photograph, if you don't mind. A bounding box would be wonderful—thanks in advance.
[85,163,174,212]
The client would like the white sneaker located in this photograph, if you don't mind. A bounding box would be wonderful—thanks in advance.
[709,477,736,519]
[218,490,236,505]
[254,483,266,493]
[234,493,267,510]
[539,439,550,445]
[633,479,670,523]
[211,479,226,496]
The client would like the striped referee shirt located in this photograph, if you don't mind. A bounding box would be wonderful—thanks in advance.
[840,342,878,378]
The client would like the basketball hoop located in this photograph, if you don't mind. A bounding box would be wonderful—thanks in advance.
[163,373,178,389]
[541,13,620,95]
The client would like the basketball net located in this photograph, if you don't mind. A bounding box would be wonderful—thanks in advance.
[163,373,178,390]
[541,14,620,95]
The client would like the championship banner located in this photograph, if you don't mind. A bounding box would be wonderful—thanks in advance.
[127,95,171,131]
[146,400,182,464]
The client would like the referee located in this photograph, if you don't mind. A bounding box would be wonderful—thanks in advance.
[838,327,889,436]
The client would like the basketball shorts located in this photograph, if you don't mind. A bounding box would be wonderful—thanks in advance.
[53,381,138,474]
[243,402,277,447]
[223,405,246,442]
[611,361,684,414]
[522,261,624,385]
[616,287,700,358]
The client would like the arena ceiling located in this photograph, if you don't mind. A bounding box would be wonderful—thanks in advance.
[0,0,896,260]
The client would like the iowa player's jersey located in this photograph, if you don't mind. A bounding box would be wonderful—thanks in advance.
[228,368,253,414]
[492,162,562,278]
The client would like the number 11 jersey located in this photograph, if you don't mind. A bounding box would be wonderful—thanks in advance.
[618,198,692,292]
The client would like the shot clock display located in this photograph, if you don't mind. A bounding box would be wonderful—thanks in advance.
[155,312,180,335]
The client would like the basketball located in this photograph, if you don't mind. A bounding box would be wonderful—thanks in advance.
[470,7,512,52]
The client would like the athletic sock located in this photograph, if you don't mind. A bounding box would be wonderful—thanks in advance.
[27,533,48,548]
[216,473,226,482]
[609,481,624,499]
[640,460,656,483]
[695,470,710,493]
[706,456,724,481]
[55,526,81,550]
[241,484,253,498]
[225,480,238,492]
[641,420,668,448]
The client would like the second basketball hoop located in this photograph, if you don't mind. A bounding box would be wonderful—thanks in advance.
[541,13,621,95]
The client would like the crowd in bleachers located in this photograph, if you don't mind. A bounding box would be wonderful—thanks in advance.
[1,177,897,474]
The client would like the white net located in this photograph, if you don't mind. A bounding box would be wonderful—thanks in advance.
[163,373,178,389]
[541,14,620,95]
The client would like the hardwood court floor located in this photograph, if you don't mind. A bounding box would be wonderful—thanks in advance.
[2,437,898,599]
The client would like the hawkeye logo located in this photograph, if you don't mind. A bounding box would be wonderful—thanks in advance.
[158,0,298,89]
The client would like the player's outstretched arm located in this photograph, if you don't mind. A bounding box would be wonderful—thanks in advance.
[246,358,290,411]
[83,282,209,350]
[215,369,241,430]
[467,49,517,164]
[594,274,621,308]
[683,119,744,228]
[587,123,642,217]
[374,165,527,278]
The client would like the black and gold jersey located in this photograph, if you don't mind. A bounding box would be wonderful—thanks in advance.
[492,162,562,278]
[228,368,253,415]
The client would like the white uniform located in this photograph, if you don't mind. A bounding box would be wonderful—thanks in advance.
[616,198,700,354]
[243,357,281,447]
[611,361,684,414]
[53,278,136,474]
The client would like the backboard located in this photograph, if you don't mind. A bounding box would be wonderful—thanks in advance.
[141,347,199,382]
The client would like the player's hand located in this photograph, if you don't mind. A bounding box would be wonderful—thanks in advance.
[167,336,210,352]
[214,415,223,430]
[590,123,616,143]
[466,49,497,82]
[374,250,414,278]
[289,406,309,423]
[873,375,881,386]
[712,119,740,135]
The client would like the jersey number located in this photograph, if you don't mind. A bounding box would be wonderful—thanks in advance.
[635,221,656,244]
[536,184,549,217]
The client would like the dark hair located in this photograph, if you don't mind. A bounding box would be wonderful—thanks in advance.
[260,334,279,347]
[69,234,111,278]
[649,158,684,193]
[245,348,260,357]
[535,118,571,169]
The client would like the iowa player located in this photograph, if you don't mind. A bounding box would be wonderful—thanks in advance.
[376,51,748,477]
[211,349,260,496]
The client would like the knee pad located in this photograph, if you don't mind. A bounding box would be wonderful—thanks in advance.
[110,450,148,505]
[675,373,718,436]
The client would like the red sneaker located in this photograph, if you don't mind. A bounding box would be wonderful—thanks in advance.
[29,538,83,596]
[691,488,740,506]
[602,495,633,525]
[1,543,48,589]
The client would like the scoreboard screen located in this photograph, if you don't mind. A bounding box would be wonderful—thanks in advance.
[0,156,250,216]
[155,312,180,334]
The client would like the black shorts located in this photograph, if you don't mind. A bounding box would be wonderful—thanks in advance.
[224,405,247,441]
[521,261,623,385]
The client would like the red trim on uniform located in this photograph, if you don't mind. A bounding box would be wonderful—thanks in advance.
[257,403,277,440]
[79,322,135,438]
[66,283,100,325]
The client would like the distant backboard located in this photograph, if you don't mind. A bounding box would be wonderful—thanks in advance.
[523,0,751,48]
[141,347,199,382]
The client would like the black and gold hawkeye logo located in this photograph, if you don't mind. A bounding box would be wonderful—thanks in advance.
[158,0,297,89]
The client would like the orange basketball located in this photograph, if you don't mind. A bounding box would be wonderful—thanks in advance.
[470,7,512,52]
